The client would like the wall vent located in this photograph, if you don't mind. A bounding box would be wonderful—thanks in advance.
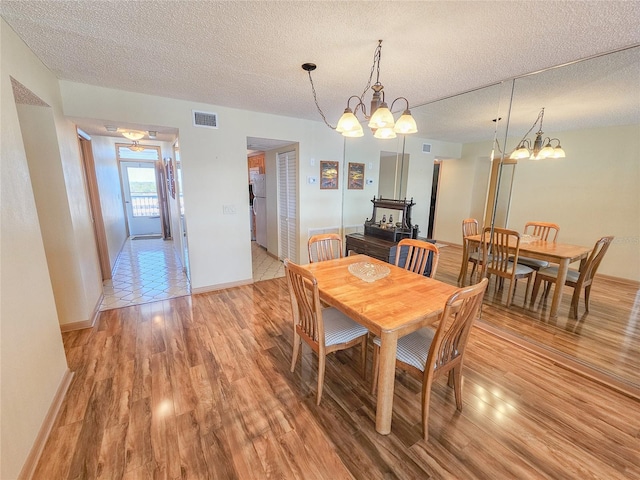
[308,226,340,237]
[422,143,432,153]
[192,110,218,129]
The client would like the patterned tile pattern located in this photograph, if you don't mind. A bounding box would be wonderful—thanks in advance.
[100,239,283,311]
[100,238,190,311]
[252,241,284,281]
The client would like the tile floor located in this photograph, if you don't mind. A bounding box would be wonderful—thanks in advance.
[100,238,283,311]
[252,241,285,281]
[100,237,191,311]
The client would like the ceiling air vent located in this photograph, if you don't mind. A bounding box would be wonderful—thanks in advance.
[422,143,432,154]
[192,110,218,129]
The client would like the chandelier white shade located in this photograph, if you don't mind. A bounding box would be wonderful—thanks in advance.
[122,130,145,141]
[509,108,566,160]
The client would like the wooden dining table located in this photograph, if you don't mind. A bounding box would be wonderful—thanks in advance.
[461,233,592,318]
[303,254,459,435]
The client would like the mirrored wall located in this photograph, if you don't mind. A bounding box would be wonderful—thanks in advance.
[341,46,640,390]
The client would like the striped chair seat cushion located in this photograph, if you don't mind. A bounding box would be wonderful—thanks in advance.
[322,307,368,346]
[373,327,436,372]
[506,261,534,276]
[513,255,549,269]
[469,252,489,262]
[537,265,581,282]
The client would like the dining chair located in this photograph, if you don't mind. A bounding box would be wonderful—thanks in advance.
[395,238,440,278]
[516,221,560,270]
[284,259,368,405]
[530,236,614,318]
[481,227,535,305]
[458,218,480,286]
[308,233,343,263]
[371,277,488,441]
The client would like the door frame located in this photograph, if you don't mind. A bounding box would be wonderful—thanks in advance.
[78,134,112,280]
[116,144,167,238]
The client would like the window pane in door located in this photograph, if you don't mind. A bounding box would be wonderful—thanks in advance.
[127,166,159,217]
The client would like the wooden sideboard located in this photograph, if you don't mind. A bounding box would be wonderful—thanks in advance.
[346,233,403,263]
[345,233,437,277]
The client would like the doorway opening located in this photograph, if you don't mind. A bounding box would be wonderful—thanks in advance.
[246,137,297,281]
[120,161,163,237]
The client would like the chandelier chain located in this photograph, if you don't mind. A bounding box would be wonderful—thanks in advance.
[306,70,336,130]
[360,41,383,102]
[518,108,545,145]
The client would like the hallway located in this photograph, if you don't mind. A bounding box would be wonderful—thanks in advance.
[251,240,284,281]
[100,238,282,311]
[100,237,191,311]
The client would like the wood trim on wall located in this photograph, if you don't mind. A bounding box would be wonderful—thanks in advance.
[483,156,518,229]
[79,136,112,280]
[17,369,74,480]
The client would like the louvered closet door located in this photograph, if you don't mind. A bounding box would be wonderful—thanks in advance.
[278,150,297,263]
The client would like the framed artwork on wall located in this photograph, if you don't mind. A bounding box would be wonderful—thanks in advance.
[320,161,339,190]
[165,158,176,199]
[348,162,365,190]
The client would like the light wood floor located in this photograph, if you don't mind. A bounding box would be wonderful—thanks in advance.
[441,244,639,393]
[35,248,640,479]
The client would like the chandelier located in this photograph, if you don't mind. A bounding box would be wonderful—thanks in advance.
[302,40,417,139]
[121,130,146,152]
[128,141,145,152]
[509,108,566,160]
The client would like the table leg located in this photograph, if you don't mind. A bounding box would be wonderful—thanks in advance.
[375,330,398,435]
[550,258,569,318]
[458,240,469,286]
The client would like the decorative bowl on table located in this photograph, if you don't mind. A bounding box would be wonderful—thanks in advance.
[348,261,391,283]
[520,234,541,244]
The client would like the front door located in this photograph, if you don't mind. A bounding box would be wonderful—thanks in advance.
[120,161,162,236]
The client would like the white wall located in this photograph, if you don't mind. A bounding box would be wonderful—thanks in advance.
[90,136,129,269]
[435,125,640,281]
[507,125,640,281]
[1,19,71,479]
[60,81,344,289]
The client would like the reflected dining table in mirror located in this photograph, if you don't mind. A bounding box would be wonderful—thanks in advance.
[460,233,592,318]
[303,254,458,435]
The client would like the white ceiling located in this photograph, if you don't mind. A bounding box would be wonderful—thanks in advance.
[2,1,639,144]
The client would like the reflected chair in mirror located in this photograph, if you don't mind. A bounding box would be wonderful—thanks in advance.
[458,218,481,286]
[481,227,535,305]
[516,221,560,270]
[308,233,343,263]
[371,278,488,441]
[284,259,368,405]
[530,236,614,318]
[395,238,440,278]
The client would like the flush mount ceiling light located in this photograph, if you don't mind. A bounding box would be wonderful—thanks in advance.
[510,108,566,160]
[128,141,145,152]
[121,130,145,141]
[302,40,417,139]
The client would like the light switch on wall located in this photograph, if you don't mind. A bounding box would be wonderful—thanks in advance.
[310,158,315,166]
[222,204,236,214]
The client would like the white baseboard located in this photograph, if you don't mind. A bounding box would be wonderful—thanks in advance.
[191,278,253,294]
[60,293,102,332]
[18,369,74,480]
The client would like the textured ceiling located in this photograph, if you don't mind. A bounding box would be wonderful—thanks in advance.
[1,1,639,144]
